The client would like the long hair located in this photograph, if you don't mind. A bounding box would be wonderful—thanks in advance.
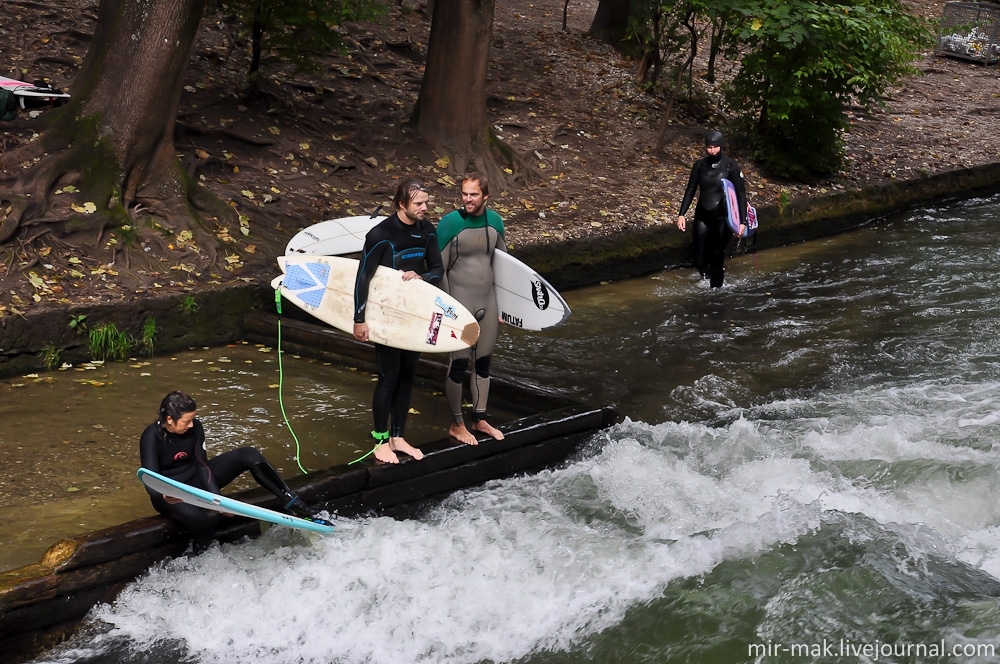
[393,178,428,211]
[158,390,196,428]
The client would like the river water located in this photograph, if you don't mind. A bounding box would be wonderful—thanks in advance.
[0,344,464,572]
[30,193,1000,663]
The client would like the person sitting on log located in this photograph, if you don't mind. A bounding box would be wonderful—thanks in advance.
[139,389,330,550]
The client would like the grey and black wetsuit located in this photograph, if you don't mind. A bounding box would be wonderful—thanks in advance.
[679,153,747,288]
[354,212,444,439]
[437,208,506,424]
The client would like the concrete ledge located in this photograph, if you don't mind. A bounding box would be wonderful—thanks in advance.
[513,162,1000,289]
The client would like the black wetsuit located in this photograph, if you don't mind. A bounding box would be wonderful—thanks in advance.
[140,420,272,548]
[354,212,444,438]
[679,153,747,288]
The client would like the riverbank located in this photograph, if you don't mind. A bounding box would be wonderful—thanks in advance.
[3,156,1000,379]
[3,0,999,314]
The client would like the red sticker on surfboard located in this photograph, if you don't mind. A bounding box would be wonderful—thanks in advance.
[426,312,442,345]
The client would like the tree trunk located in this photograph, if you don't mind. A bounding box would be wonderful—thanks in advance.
[410,0,516,184]
[706,15,726,84]
[0,0,231,271]
[249,0,269,91]
[588,0,632,54]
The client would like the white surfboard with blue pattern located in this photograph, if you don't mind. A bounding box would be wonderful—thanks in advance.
[274,254,479,353]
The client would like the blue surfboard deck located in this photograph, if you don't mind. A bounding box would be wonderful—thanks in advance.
[137,468,335,535]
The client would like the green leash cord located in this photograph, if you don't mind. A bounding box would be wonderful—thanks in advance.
[274,284,380,468]
[275,287,309,475]
[349,431,386,465]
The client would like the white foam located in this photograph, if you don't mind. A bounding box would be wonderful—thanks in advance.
[48,377,1000,664]
[90,504,678,664]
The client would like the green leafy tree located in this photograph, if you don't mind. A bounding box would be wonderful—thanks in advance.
[726,0,932,179]
[616,0,739,148]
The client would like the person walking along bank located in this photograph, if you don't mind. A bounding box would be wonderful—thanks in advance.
[676,130,747,288]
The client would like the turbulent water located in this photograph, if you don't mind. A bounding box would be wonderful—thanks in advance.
[34,194,1000,664]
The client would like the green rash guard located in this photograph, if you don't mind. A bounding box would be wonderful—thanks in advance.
[437,208,506,358]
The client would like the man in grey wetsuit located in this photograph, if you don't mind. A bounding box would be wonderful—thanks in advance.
[437,173,506,445]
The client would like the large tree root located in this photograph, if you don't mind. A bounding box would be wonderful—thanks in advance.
[1,139,245,288]
[431,130,540,193]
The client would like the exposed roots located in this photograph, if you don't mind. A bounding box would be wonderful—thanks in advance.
[0,137,248,304]
[435,129,541,194]
[0,133,52,171]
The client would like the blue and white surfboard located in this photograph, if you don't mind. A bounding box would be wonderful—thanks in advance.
[138,468,335,535]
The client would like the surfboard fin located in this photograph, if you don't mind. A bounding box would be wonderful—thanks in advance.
[460,322,480,347]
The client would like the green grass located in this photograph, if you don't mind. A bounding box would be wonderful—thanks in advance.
[69,314,88,335]
[139,316,157,356]
[37,343,62,370]
[178,295,199,315]
[88,322,133,362]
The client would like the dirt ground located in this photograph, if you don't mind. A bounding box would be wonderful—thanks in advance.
[1,0,999,314]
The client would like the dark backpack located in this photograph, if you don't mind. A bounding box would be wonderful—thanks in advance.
[0,89,18,121]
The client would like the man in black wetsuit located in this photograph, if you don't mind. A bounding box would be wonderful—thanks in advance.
[677,130,748,288]
[353,178,445,464]
[139,390,329,550]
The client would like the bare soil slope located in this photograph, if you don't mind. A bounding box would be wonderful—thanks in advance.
[0,0,998,314]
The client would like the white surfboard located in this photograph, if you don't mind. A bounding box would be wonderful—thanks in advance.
[138,468,335,535]
[279,215,570,331]
[275,254,480,353]
[492,251,570,330]
[285,213,386,256]
[0,75,70,101]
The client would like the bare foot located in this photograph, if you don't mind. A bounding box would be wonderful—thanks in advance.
[449,422,479,445]
[473,419,504,440]
[373,442,399,464]
[389,436,424,460]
